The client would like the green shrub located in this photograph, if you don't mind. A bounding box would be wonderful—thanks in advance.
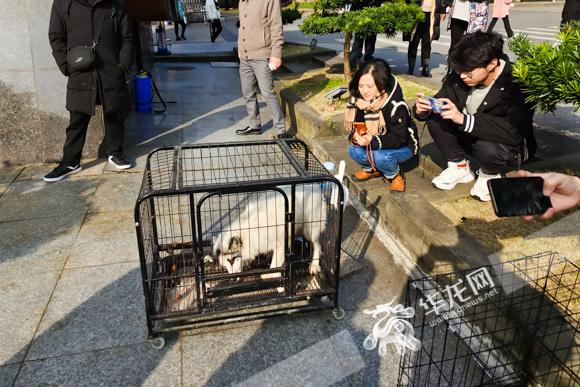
[297,2,316,9]
[509,22,580,112]
[282,2,302,25]
[299,0,422,79]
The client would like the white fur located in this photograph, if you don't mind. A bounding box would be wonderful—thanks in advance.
[210,191,286,275]
[208,184,330,277]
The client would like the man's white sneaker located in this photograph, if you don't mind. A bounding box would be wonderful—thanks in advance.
[470,169,501,202]
[432,161,475,190]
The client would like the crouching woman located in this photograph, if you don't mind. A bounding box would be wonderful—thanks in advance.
[346,59,419,192]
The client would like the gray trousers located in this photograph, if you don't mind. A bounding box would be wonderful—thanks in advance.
[239,59,285,133]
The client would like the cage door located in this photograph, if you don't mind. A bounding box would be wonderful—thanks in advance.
[196,189,290,304]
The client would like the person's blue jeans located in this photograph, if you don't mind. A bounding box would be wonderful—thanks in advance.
[348,145,413,179]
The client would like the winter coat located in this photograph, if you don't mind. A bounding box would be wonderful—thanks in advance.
[492,0,512,19]
[405,0,446,41]
[205,0,220,20]
[49,0,133,116]
[413,59,534,146]
[448,0,490,33]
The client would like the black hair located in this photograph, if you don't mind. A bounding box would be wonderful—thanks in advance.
[449,31,504,72]
[348,59,394,98]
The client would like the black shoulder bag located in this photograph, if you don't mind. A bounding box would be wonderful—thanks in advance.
[66,4,104,73]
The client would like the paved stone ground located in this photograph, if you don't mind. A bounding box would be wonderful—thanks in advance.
[0,62,413,386]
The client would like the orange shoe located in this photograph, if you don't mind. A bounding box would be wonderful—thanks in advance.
[389,174,406,192]
[352,169,382,182]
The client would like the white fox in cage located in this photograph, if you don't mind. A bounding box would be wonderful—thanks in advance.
[205,183,342,278]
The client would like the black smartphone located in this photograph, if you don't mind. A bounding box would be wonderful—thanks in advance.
[488,177,552,217]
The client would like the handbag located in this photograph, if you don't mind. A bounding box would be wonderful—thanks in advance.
[67,43,97,73]
[66,11,104,73]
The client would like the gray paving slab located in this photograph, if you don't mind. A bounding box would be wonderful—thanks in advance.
[0,166,24,183]
[124,127,183,149]
[76,158,108,177]
[321,310,406,386]
[14,340,181,387]
[88,173,143,213]
[26,262,146,360]
[182,314,342,386]
[124,113,183,131]
[16,163,58,181]
[0,271,60,365]
[106,145,157,174]
[17,160,107,180]
[0,183,8,198]
[0,363,20,386]
[0,177,101,222]
[65,210,139,269]
[0,212,85,278]
[236,328,364,387]
[337,207,410,313]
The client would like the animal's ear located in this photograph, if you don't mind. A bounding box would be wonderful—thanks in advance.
[228,236,242,252]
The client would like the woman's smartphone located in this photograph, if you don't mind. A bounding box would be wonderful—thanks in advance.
[488,177,552,217]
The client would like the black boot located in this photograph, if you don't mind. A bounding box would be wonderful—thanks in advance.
[421,64,432,78]
[407,60,415,75]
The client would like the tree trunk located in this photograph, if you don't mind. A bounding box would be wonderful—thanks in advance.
[343,31,352,82]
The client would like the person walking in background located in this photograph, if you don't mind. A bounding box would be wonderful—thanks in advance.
[561,0,580,27]
[488,0,514,38]
[345,60,419,192]
[405,0,446,77]
[235,0,289,138]
[349,0,381,68]
[205,0,222,42]
[447,0,490,52]
[45,0,133,183]
[175,0,187,40]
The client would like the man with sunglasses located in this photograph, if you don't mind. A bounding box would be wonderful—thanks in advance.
[413,31,534,201]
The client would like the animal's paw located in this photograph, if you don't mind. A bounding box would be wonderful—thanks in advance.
[203,255,214,263]
[309,261,322,276]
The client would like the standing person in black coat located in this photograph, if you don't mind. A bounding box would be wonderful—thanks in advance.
[349,0,381,67]
[45,0,133,182]
[405,0,446,77]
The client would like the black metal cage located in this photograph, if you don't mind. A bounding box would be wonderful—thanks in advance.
[135,139,345,338]
[398,252,580,386]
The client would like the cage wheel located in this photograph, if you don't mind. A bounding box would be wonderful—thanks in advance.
[332,307,345,320]
[150,337,165,349]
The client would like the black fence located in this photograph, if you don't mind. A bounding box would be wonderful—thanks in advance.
[398,252,579,386]
[135,140,345,340]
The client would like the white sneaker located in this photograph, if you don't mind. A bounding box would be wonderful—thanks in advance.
[432,161,475,190]
[470,169,501,202]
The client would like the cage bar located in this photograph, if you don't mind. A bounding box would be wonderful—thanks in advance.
[398,252,580,386]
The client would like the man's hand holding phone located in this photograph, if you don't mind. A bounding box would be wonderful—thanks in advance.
[415,93,433,115]
[438,98,465,125]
